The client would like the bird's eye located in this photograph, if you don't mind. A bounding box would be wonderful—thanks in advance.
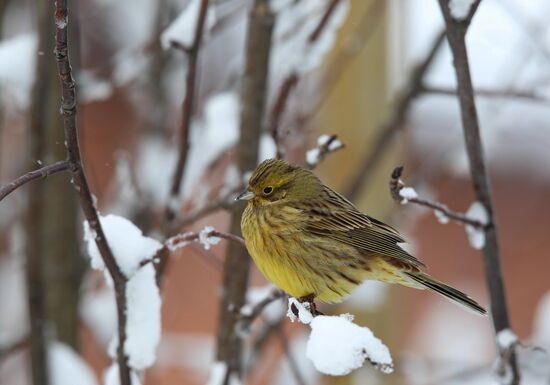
[263,186,273,195]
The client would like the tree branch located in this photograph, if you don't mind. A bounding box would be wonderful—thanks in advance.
[53,2,131,384]
[215,0,274,381]
[345,29,446,200]
[420,84,550,104]
[0,160,72,202]
[437,1,519,384]
[389,166,484,228]
[165,0,210,221]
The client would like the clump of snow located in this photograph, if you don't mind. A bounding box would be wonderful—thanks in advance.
[78,70,113,103]
[0,33,37,108]
[124,264,162,369]
[434,209,450,224]
[496,328,518,351]
[104,363,141,385]
[287,297,313,324]
[317,134,332,146]
[449,0,475,20]
[399,187,418,203]
[83,214,163,278]
[206,362,241,385]
[465,201,489,250]
[259,134,277,162]
[306,315,393,376]
[198,226,221,250]
[49,342,98,385]
[305,148,321,166]
[160,0,216,49]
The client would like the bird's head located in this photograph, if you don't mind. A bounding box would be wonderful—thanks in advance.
[236,159,322,206]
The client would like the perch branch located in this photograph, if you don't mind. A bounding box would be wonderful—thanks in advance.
[437,1,519,384]
[54,2,130,384]
[389,166,484,228]
[166,0,210,221]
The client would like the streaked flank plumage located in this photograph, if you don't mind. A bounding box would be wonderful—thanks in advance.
[239,159,486,315]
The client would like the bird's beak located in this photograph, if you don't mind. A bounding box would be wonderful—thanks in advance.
[236,189,255,201]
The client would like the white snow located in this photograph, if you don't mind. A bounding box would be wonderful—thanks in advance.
[496,328,518,351]
[206,362,241,385]
[0,33,37,108]
[83,214,163,278]
[78,70,113,103]
[399,187,418,203]
[287,297,313,324]
[49,342,98,385]
[347,281,389,310]
[449,0,476,20]
[124,264,162,369]
[434,208,450,224]
[328,138,344,151]
[533,290,550,346]
[306,315,393,376]
[305,148,321,166]
[317,134,332,146]
[198,226,221,250]
[160,0,216,50]
[104,363,140,385]
[465,201,489,250]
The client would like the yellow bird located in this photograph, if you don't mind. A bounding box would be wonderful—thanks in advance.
[238,158,486,315]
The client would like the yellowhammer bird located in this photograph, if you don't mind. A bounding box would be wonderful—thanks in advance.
[238,158,486,315]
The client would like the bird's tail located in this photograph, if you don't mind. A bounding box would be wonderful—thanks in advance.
[404,271,487,316]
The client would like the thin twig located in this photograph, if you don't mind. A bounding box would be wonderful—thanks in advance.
[269,0,343,159]
[0,337,29,363]
[275,326,308,385]
[239,289,286,327]
[305,134,345,169]
[438,1,520,384]
[53,2,131,384]
[420,84,550,104]
[345,29,446,201]
[166,0,210,221]
[0,161,72,202]
[389,166,484,228]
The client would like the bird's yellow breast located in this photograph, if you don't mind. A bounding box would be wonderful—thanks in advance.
[241,202,364,302]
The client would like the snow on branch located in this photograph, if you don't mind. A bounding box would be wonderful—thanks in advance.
[390,166,489,249]
[305,134,345,169]
[83,214,162,376]
[494,329,520,385]
[160,0,215,50]
[286,298,393,376]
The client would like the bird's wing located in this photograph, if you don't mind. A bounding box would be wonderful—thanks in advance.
[298,186,425,269]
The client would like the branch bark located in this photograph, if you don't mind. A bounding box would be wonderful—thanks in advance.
[166,0,210,221]
[345,29,446,201]
[215,0,274,381]
[53,2,131,384]
[437,1,519,384]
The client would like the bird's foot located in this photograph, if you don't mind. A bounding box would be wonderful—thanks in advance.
[295,293,324,317]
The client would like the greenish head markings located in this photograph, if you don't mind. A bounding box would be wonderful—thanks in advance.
[247,159,323,203]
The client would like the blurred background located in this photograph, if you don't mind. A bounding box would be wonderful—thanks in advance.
[0,0,549,384]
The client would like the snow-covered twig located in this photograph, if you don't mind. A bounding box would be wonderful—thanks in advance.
[165,0,211,221]
[389,166,486,229]
[286,298,393,376]
[53,3,132,384]
[345,29,446,200]
[305,134,345,169]
[239,289,286,327]
[0,160,72,202]
[420,84,550,105]
[438,1,519,384]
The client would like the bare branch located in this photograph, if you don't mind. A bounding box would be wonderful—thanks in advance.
[438,1,520,384]
[0,160,72,202]
[166,0,211,221]
[345,29,446,200]
[53,2,130,384]
[238,289,286,328]
[389,166,484,228]
[420,84,550,104]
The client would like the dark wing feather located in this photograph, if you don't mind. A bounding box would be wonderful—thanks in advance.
[300,186,425,269]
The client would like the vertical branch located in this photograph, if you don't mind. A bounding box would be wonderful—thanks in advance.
[24,1,53,383]
[166,0,210,220]
[437,1,519,384]
[53,2,131,385]
[215,0,274,381]
[345,29,446,200]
